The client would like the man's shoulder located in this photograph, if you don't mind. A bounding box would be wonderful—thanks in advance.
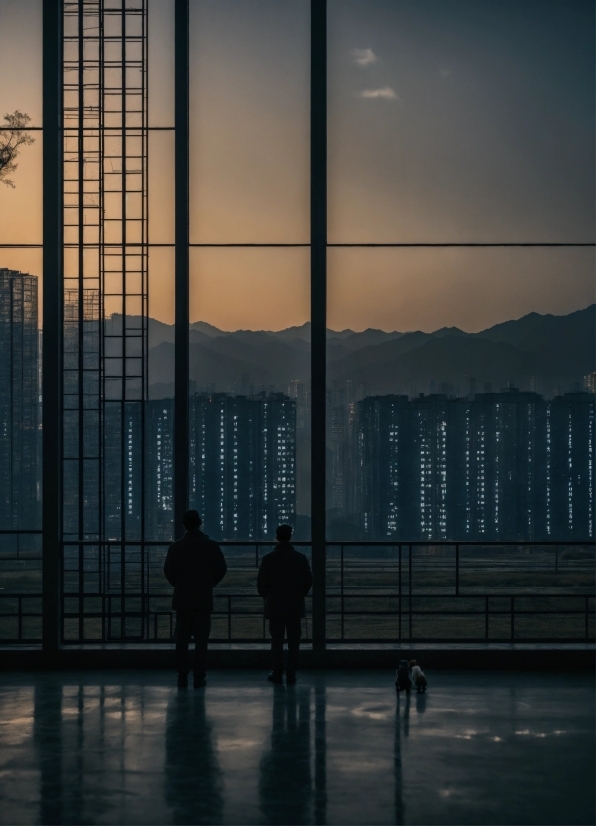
[194,532,223,555]
[287,544,308,559]
[168,536,185,552]
[168,532,220,551]
[267,544,308,561]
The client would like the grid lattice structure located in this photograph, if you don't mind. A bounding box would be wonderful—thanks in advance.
[62,0,149,642]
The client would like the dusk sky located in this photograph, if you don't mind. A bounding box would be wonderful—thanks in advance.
[0,0,593,331]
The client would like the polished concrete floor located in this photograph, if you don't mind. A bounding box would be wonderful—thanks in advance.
[0,669,593,825]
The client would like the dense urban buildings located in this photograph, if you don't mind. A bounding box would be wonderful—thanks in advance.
[348,388,595,542]
[0,269,40,530]
[189,392,296,540]
[0,278,593,545]
[66,390,296,543]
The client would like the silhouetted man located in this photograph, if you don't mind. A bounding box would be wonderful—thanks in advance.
[164,510,227,688]
[257,524,312,684]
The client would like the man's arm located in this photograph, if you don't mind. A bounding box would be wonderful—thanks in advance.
[257,555,270,599]
[211,544,227,588]
[163,545,176,587]
[303,555,313,596]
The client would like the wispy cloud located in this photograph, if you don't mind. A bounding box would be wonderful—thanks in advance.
[360,87,398,100]
[352,48,377,67]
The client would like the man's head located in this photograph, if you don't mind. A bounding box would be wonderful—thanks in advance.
[276,524,293,543]
[183,509,202,531]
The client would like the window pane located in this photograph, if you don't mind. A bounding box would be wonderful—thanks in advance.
[0,249,42,643]
[148,0,174,128]
[0,250,42,532]
[148,130,175,244]
[327,247,595,542]
[0,0,42,126]
[0,139,42,245]
[189,0,310,243]
[0,0,42,245]
[189,248,310,541]
[328,0,595,242]
[147,246,174,541]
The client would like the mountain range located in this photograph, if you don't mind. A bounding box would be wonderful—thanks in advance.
[106,304,595,398]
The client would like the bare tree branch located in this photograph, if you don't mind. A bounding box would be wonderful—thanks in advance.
[0,110,35,189]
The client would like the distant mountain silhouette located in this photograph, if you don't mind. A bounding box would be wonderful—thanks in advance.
[431,326,469,338]
[189,320,225,338]
[201,334,309,384]
[340,328,404,350]
[478,305,595,377]
[148,341,273,393]
[329,331,433,380]
[138,304,595,396]
[332,336,542,392]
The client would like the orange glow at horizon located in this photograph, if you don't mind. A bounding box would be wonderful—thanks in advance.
[0,0,594,334]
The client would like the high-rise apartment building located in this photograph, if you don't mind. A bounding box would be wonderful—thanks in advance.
[188,392,296,540]
[0,269,40,529]
[548,392,595,540]
[144,399,174,541]
[356,389,594,542]
[357,395,411,539]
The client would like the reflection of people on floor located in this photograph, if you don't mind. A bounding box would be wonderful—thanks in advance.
[401,690,411,738]
[394,688,404,825]
[416,692,427,714]
[259,687,312,824]
[314,684,327,825]
[165,692,223,825]
[34,682,65,826]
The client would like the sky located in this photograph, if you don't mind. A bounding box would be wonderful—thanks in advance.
[0,0,593,332]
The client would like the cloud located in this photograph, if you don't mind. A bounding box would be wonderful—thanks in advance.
[439,68,451,78]
[360,87,398,100]
[352,48,377,67]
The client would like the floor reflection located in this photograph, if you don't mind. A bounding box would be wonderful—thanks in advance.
[415,692,427,715]
[0,670,592,825]
[259,687,313,825]
[165,692,224,825]
[314,684,327,825]
[34,682,64,826]
[394,693,404,826]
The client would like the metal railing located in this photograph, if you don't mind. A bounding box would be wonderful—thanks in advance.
[0,538,594,645]
[0,530,43,643]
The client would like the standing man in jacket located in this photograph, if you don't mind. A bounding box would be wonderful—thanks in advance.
[164,510,227,688]
[257,524,313,685]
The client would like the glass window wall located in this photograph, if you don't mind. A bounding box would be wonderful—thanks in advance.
[0,0,593,648]
[0,0,43,642]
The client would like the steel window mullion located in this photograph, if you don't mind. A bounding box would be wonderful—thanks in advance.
[310,0,327,656]
[42,0,64,660]
[174,0,189,536]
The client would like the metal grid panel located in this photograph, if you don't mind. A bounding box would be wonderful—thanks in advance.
[62,0,149,641]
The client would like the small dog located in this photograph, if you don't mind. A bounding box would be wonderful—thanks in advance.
[395,659,412,693]
[408,660,427,693]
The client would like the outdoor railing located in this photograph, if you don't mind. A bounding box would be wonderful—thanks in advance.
[0,537,594,644]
